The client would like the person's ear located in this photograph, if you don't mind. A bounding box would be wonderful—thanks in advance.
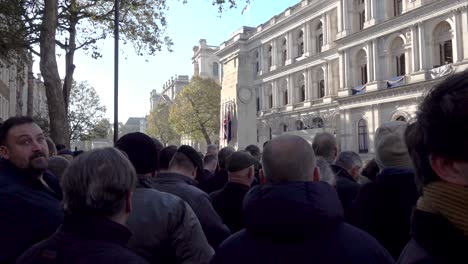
[431,155,468,185]
[192,167,198,178]
[259,169,268,184]
[0,145,10,160]
[312,166,321,182]
[125,192,133,214]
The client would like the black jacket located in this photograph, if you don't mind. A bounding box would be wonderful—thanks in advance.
[211,182,395,264]
[349,169,419,259]
[16,214,149,264]
[331,164,361,216]
[210,182,250,233]
[127,175,214,264]
[0,160,64,263]
[398,209,468,264]
[153,172,231,249]
[199,169,229,194]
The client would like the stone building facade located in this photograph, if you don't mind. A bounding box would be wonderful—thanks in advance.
[193,39,221,82]
[216,0,468,158]
[150,75,190,111]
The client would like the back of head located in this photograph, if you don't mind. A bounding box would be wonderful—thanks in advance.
[151,137,164,168]
[159,145,178,171]
[245,144,261,160]
[218,146,235,169]
[46,138,57,157]
[61,147,137,217]
[204,154,218,167]
[312,132,337,163]
[262,135,316,183]
[115,132,158,175]
[316,157,336,186]
[375,121,411,170]
[409,71,468,187]
[206,144,218,155]
[361,158,379,181]
[169,145,203,177]
[47,156,70,180]
[334,151,362,171]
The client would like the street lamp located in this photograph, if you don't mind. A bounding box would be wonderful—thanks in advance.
[114,0,119,143]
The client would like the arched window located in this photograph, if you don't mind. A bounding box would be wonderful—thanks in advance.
[433,21,453,67]
[296,120,305,130]
[297,30,304,57]
[396,116,406,122]
[283,90,288,105]
[300,85,306,102]
[390,37,406,76]
[267,84,273,109]
[283,124,288,132]
[269,94,273,108]
[296,74,305,102]
[256,96,260,112]
[355,0,366,31]
[358,119,369,153]
[394,0,403,16]
[267,45,273,69]
[316,23,323,53]
[281,38,287,66]
[213,62,219,77]
[356,49,368,85]
[317,69,325,98]
[313,117,324,128]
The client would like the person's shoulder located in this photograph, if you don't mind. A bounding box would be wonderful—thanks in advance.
[338,223,394,257]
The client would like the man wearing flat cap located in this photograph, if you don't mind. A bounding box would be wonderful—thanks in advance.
[153,145,231,249]
[210,151,256,233]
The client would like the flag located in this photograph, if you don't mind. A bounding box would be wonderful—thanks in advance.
[223,104,227,140]
[227,104,232,142]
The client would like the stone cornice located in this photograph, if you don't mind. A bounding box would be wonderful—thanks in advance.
[336,0,468,51]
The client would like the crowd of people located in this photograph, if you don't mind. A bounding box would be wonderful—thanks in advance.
[0,70,467,263]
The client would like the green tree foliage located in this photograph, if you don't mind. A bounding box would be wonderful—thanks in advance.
[147,103,180,146]
[89,118,112,139]
[169,76,220,145]
[68,81,107,141]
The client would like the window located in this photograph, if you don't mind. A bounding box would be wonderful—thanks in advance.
[394,0,403,16]
[269,94,273,108]
[396,116,406,122]
[297,31,304,57]
[283,124,288,132]
[213,62,219,77]
[390,37,406,77]
[255,52,260,73]
[396,54,405,76]
[359,11,366,30]
[282,39,287,66]
[433,21,453,67]
[319,80,325,98]
[300,85,306,102]
[269,127,273,140]
[313,117,324,128]
[296,120,305,130]
[257,129,259,143]
[256,96,260,112]
[267,45,273,69]
[283,89,288,105]
[316,23,323,53]
[358,119,369,153]
[356,49,368,85]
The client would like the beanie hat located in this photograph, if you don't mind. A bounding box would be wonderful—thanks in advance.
[115,132,158,174]
[227,151,257,172]
[374,121,412,169]
[176,145,204,177]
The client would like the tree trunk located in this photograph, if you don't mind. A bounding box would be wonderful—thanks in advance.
[63,0,77,114]
[27,59,34,117]
[40,0,69,147]
[200,125,212,145]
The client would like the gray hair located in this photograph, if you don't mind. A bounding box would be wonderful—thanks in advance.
[48,156,70,180]
[316,157,336,186]
[312,132,337,163]
[61,147,137,217]
[263,135,316,183]
[334,151,363,171]
[218,146,235,169]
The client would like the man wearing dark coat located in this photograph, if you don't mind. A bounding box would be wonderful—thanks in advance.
[398,71,468,264]
[16,148,149,264]
[153,145,231,249]
[210,151,256,233]
[198,146,235,193]
[0,116,63,263]
[211,135,394,264]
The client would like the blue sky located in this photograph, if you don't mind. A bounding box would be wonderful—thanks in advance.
[35,0,299,123]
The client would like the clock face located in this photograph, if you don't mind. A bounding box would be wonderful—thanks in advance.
[238,87,252,104]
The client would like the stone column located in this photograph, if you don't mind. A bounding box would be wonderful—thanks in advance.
[304,69,310,101]
[372,40,379,82]
[271,40,278,70]
[288,75,294,104]
[411,25,420,72]
[340,0,350,36]
[453,10,462,63]
[272,80,278,108]
[322,13,330,51]
[259,86,264,110]
[304,22,311,56]
[259,45,264,73]
[339,51,345,89]
[287,32,294,65]
[307,69,314,100]
[461,7,468,61]
[323,64,329,96]
[367,42,374,82]
[418,22,428,70]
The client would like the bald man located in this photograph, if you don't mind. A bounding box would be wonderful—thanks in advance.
[212,135,393,264]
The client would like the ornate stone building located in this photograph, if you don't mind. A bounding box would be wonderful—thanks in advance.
[216,0,468,158]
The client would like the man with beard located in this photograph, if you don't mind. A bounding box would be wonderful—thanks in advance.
[0,116,63,263]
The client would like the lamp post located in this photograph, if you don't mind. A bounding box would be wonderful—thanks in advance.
[113,0,119,143]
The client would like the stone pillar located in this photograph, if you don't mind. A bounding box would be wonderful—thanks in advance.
[288,75,294,104]
[271,40,278,70]
[367,42,374,82]
[418,22,429,70]
[286,32,293,65]
[453,11,462,63]
[272,80,278,108]
[372,40,379,82]
[259,45,264,73]
[325,63,331,96]
[337,1,343,33]
[411,25,420,72]
[259,86,264,110]
[304,69,310,101]
[322,13,330,51]
[304,22,311,56]
[310,26,317,55]
[307,68,313,100]
[340,0,350,37]
[461,7,468,61]
[339,51,345,89]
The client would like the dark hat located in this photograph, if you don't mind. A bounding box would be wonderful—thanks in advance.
[177,145,203,177]
[226,151,257,172]
[58,148,73,156]
[115,132,158,174]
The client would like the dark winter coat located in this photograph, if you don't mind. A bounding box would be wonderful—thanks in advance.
[331,164,361,216]
[198,169,229,194]
[153,172,231,249]
[16,214,149,264]
[127,176,214,264]
[210,182,250,233]
[211,182,395,264]
[397,209,468,264]
[349,168,419,259]
[0,160,64,263]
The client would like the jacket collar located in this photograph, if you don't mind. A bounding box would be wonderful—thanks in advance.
[61,214,131,246]
[156,172,198,186]
[377,168,415,181]
[224,181,250,191]
[331,164,357,182]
